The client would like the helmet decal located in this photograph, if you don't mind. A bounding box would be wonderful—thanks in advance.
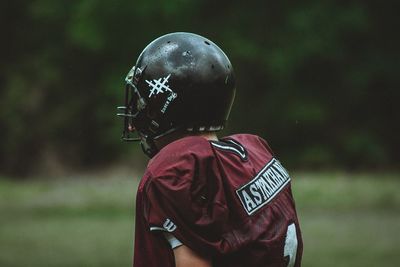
[145,74,178,114]
[161,91,178,114]
[146,74,174,97]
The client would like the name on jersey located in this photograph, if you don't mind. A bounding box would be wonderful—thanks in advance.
[236,158,291,215]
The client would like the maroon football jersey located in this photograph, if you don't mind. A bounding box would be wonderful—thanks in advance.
[133,134,303,267]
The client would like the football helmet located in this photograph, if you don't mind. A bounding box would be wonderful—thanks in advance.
[118,32,236,157]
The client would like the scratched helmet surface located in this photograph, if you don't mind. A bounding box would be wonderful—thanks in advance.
[118,32,236,156]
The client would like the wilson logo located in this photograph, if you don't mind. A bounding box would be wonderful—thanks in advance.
[163,218,177,232]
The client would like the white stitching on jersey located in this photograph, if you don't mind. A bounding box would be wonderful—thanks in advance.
[211,142,247,159]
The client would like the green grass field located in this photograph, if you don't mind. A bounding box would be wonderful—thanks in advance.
[0,172,399,267]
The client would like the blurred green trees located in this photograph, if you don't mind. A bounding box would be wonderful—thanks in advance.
[1,0,399,176]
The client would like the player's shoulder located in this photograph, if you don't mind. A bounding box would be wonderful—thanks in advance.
[146,135,214,177]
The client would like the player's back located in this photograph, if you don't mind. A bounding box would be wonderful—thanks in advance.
[209,134,303,266]
[139,134,302,267]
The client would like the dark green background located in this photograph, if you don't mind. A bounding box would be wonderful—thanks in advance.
[1,0,399,177]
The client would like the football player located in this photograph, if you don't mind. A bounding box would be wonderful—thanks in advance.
[118,32,303,267]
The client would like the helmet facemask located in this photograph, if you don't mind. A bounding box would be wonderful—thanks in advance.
[117,66,159,157]
[117,66,146,141]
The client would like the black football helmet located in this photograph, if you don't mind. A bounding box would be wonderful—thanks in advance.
[117,32,236,157]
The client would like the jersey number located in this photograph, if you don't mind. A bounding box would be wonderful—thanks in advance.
[284,223,298,267]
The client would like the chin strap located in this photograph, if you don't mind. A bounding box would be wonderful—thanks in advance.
[140,136,158,158]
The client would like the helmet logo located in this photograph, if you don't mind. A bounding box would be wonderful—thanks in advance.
[146,74,178,114]
[146,74,174,97]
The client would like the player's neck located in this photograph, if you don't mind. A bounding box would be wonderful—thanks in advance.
[199,132,218,141]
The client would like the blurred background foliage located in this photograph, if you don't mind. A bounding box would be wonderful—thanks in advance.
[0,0,399,177]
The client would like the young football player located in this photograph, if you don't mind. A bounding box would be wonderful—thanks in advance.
[118,32,303,267]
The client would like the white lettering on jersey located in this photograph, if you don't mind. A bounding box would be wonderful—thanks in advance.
[236,158,290,215]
